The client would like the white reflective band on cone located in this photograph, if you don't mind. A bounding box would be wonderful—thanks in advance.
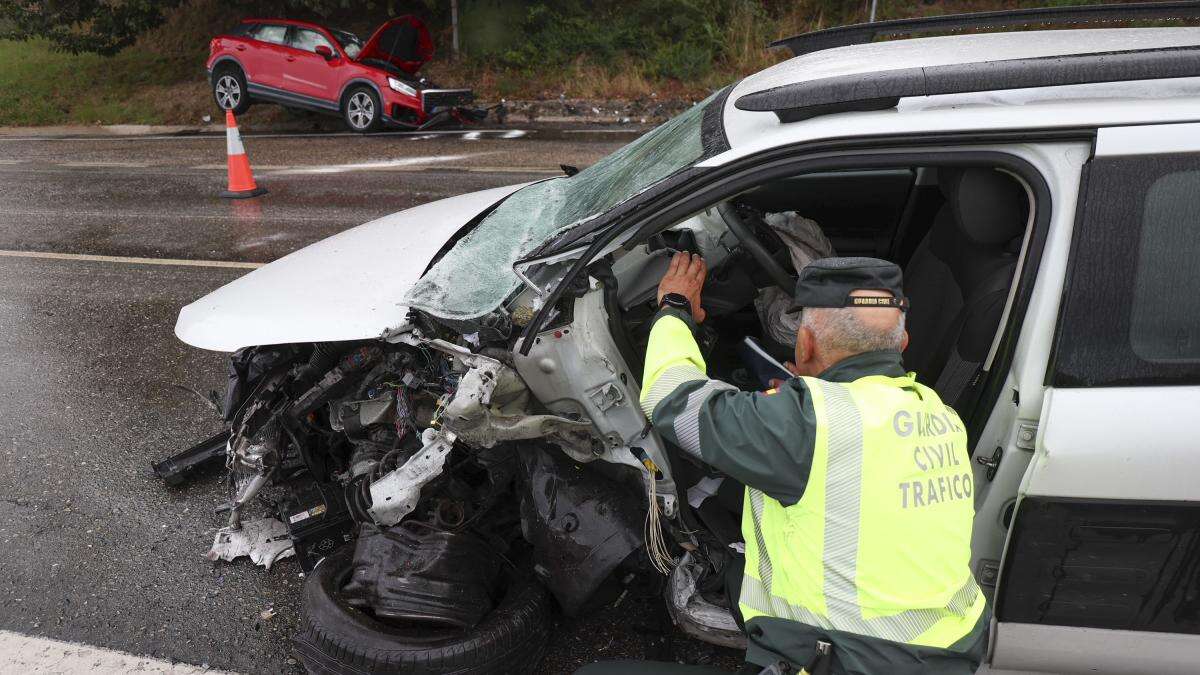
[226,124,246,156]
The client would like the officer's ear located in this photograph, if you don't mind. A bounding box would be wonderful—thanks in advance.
[795,326,815,366]
[900,329,910,353]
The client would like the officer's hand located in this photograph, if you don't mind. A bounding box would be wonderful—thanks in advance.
[767,361,802,389]
[657,252,707,323]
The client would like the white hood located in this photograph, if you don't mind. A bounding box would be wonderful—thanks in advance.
[176,183,526,352]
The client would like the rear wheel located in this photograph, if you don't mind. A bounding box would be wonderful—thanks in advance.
[212,65,251,115]
[342,86,382,133]
[293,548,552,674]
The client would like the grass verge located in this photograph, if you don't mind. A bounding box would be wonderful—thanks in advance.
[0,39,209,126]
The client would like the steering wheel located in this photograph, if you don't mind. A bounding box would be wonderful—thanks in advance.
[716,202,795,294]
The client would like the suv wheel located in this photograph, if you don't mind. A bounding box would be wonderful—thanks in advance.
[343,86,381,133]
[212,65,251,115]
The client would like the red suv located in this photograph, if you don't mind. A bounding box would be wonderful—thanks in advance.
[206,16,479,131]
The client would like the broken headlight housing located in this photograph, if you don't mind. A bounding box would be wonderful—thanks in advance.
[387,77,417,97]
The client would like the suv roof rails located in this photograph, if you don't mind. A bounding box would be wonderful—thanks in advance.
[736,46,1200,123]
[772,1,1200,56]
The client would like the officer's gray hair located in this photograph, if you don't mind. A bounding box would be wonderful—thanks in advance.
[800,306,906,354]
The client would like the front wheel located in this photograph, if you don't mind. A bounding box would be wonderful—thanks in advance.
[342,86,382,133]
[293,547,552,674]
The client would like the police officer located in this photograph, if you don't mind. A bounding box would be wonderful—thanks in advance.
[597,253,987,675]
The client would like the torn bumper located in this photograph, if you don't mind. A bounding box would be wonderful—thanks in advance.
[421,88,475,114]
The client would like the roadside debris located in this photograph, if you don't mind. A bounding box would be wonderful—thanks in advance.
[151,431,228,486]
[206,517,294,569]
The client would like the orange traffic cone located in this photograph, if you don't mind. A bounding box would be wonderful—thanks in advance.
[220,110,267,199]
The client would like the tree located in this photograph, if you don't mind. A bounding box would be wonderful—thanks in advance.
[0,0,185,55]
[0,0,443,55]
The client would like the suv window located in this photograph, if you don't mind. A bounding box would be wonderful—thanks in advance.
[1129,170,1200,361]
[1052,153,1200,387]
[289,28,335,53]
[251,24,288,45]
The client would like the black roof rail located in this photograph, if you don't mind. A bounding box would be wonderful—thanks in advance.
[772,1,1200,56]
[736,46,1200,123]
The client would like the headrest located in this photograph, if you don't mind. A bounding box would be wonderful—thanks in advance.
[940,168,1027,245]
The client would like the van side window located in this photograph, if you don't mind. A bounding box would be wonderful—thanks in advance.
[1052,154,1200,386]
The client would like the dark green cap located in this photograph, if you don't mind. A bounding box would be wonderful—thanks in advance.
[788,257,907,312]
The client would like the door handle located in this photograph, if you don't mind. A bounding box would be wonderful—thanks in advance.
[286,56,296,62]
[236,45,246,51]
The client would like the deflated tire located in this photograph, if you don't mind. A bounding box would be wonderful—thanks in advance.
[293,548,552,674]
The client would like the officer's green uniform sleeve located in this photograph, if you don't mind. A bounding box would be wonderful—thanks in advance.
[640,310,817,505]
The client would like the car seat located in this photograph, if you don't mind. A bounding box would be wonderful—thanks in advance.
[902,167,1028,411]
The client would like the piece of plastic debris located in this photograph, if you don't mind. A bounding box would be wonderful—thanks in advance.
[260,607,276,620]
[206,517,295,569]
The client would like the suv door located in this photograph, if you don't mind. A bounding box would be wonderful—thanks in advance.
[990,123,1200,675]
[282,27,342,107]
[244,23,290,90]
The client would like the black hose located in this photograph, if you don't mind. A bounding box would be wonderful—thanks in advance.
[590,263,643,383]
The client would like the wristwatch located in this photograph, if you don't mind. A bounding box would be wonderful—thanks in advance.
[659,292,692,314]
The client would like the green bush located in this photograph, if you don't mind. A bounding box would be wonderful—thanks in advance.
[462,0,737,80]
[648,41,713,81]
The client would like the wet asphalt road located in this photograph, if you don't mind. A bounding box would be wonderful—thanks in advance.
[0,130,622,263]
[0,129,740,674]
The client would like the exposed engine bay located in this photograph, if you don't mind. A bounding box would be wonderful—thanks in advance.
[154,195,848,671]
[175,198,822,666]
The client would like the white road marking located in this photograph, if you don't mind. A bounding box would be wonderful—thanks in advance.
[0,160,561,176]
[0,129,532,142]
[0,161,556,175]
[0,249,263,269]
[263,153,492,175]
[0,630,235,674]
[563,128,643,133]
[233,162,556,175]
[59,161,151,168]
[1,208,330,222]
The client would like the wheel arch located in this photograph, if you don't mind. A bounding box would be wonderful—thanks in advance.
[338,78,384,107]
[209,55,247,82]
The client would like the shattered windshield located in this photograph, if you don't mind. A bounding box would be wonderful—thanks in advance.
[403,90,724,322]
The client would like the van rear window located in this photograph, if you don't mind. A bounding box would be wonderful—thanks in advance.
[1129,170,1200,362]
[1052,153,1200,386]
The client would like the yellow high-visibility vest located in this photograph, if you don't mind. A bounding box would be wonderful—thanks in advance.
[740,373,985,649]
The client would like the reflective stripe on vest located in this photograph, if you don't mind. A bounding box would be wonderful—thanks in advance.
[739,375,985,649]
